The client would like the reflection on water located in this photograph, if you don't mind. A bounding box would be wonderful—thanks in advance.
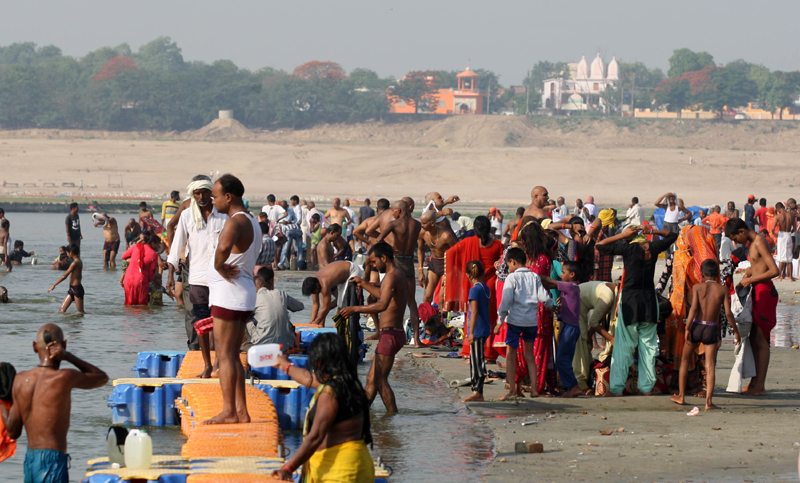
[0,213,495,482]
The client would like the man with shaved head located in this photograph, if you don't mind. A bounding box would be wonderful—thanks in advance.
[1,323,107,482]
[376,200,423,346]
[418,209,457,304]
[324,198,350,229]
[524,186,552,219]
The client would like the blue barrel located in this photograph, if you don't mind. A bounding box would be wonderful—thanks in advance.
[250,354,309,381]
[296,327,337,350]
[254,384,315,429]
[131,351,186,378]
[107,383,183,426]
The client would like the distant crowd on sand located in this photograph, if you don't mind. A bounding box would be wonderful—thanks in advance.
[0,177,795,482]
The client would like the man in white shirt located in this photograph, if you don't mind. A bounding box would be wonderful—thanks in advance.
[552,197,569,222]
[260,194,286,223]
[584,196,599,220]
[167,178,228,378]
[625,197,646,226]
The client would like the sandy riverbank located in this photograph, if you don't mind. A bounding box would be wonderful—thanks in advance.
[404,344,800,483]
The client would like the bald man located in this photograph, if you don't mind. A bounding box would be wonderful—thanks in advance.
[418,210,457,304]
[366,196,416,247]
[324,198,350,228]
[1,324,108,482]
[524,186,552,219]
[377,200,423,346]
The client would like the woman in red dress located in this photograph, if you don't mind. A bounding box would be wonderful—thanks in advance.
[121,233,161,305]
[442,216,503,361]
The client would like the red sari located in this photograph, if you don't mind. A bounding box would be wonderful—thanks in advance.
[121,243,158,305]
[443,236,503,359]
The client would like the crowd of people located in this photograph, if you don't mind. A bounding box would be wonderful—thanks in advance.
[0,179,795,482]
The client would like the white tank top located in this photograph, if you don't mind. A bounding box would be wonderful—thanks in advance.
[208,211,262,312]
[663,205,682,223]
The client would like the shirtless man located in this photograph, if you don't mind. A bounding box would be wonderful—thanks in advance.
[423,192,460,236]
[523,186,551,219]
[376,200,422,346]
[366,196,416,247]
[94,212,120,268]
[324,198,350,228]
[302,260,363,326]
[671,260,739,410]
[204,174,261,424]
[317,223,345,267]
[0,219,10,271]
[139,202,154,229]
[725,218,779,396]
[417,210,456,304]
[48,244,84,314]
[339,242,407,412]
[1,324,107,483]
[502,207,525,245]
[772,202,796,281]
[353,198,389,250]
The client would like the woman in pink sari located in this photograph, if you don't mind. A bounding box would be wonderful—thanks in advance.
[121,233,161,305]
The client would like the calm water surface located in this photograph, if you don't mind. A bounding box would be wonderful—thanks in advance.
[0,212,495,482]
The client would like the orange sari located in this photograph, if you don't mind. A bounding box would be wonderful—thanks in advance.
[664,225,718,365]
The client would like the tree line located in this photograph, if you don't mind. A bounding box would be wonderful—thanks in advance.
[0,39,797,131]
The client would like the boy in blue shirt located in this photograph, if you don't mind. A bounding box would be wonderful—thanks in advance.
[464,260,491,402]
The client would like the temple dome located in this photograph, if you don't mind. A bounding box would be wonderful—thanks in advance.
[607,56,619,81]
[590,53,605,79]
[576,56,588,79]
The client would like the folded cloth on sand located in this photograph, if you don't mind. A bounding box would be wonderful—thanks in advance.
[776,231,793,263]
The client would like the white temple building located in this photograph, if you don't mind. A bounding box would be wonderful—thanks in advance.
[541,54,619,111]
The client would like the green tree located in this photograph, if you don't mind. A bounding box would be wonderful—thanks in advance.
[135,36,185,72]
[653,77,691,115]
[618,61,664,109]
[667,48,715,78]
[388,71,440,113]
[699,65,757,115]
[764,72,799,119]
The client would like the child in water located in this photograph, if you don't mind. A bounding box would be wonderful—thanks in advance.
[51,246,70,271]
[464,260,491,403]
[47,244,84,314]
[671,260,739,410]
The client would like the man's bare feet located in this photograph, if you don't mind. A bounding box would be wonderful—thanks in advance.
[670,394,685,405]
[201,411,239,425]
[602,391,623,397]
[529,390,539,398]
[694,390,707,398]
[463,392,485,403]
[705,403,721,410]
[498,391,518,401]
[197,367,212,379]
[742,388,767,396]
[560,386,583,398]
[497,361,506,369]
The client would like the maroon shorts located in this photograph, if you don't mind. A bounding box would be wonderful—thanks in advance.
[210,305,253,323]
[376,328,406,357]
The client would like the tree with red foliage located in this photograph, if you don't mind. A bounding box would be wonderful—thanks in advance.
[388,71,440,114]
[92,56,138,82]
[291,61,346,82]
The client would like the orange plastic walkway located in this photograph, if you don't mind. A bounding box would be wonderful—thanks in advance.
[176,351,248,379]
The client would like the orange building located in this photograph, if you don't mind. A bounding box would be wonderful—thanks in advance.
[389,67,486,115]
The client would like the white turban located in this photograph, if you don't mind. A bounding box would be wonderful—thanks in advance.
[186,179,214,230]
[423,200,446,223]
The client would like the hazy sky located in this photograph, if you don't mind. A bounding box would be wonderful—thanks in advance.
[2,1,798,84]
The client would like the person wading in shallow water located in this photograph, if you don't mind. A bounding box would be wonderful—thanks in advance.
[1,323,107,483]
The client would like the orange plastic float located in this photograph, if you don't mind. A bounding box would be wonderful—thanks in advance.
[176,351,248,379]
[187,474,281,483]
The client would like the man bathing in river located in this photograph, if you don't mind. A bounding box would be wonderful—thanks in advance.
[376,200,422,347]
[725,218,779,396]
[93,212,120,269]
[317,223,346,268]
[340,242,407,413]
[772,202,796,281]
[417,209,456,305]
[1,323,108,483]
[524,186,552,219]
[672,260,739,410]
[168,175,227,377]
[48,244,84,314]
[302,260,363,326]
[203,174,261,425]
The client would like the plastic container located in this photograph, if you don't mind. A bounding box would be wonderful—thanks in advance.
[106,426,128,465]
[250,354,308,381]
[247,343,281,368]
[131,351,186,378]
[124,429,152,470]
[107,383,183,426]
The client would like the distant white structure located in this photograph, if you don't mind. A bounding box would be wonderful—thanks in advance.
[219,110,234,119]
[542,54,619,111]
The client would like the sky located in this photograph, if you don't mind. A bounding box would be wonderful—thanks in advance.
[1,0,798,85]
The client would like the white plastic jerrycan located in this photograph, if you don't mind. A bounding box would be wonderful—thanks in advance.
[247,343,282,368]
[106,426,129,465]
[124,429,152,470]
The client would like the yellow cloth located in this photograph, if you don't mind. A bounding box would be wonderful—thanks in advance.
[598,209,615,227]
[306,440,375,483]
[540,219,552,230]
[573,282,617,390]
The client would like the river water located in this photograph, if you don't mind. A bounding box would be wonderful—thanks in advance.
[0,212,495,482]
